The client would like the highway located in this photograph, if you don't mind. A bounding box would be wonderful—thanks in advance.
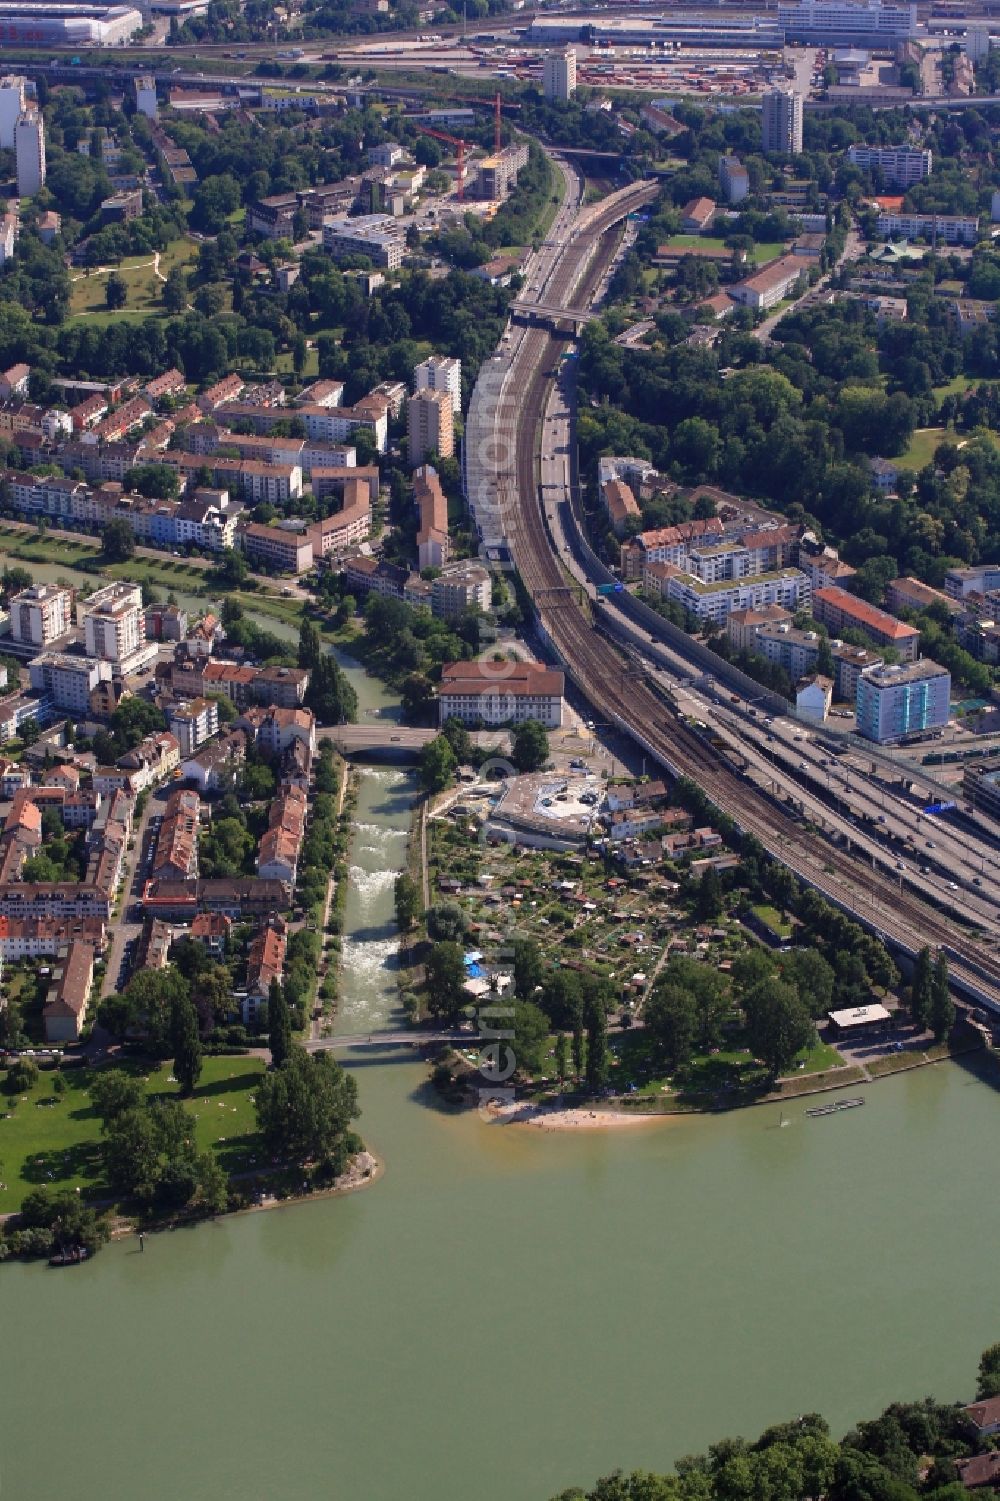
[473,160,1000,1011]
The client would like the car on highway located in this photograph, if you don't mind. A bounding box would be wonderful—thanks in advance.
[896,861,906,871]
[974,876,984,886]
[947,881,959,890]
[926,839,936,848]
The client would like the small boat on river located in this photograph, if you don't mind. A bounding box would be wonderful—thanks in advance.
[805,1097,865,1119]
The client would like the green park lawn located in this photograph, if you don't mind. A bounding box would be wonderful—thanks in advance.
[751,903,794,941]
[665,235,787,263]
[603,1024,845,1108]
[0,1056,266,1213]
[899,426,949,471]
[67,236,200,322]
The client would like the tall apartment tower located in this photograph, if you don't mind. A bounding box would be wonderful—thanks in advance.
[719,154,750,204]
[134,75,158,120]
[543,46,577,102]
[761,87,803,156]
[413,354,462,414]
[15,107,45,197]
[408,388,453,468]
[0,75,25,150]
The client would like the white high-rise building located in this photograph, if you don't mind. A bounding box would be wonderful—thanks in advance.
[15,108,45,198]
[135,75,158,120]
[81,582,146,669]
[543,46,577,102]
[0,75,25,150]
[413,354,462,414]
[762,87,803,156]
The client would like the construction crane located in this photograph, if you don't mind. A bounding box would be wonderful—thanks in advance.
[416,123,469,201]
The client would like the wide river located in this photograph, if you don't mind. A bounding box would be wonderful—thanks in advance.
[2,653,998,1501]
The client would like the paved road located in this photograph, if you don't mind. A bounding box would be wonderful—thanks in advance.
[753,228,864,343]
[100,786,169,998]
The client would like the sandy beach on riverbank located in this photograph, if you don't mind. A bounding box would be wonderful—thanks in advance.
[485,1099,662,1130]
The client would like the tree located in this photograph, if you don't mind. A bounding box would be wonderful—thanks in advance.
[426,900,469,944]
[162,265,187,313]
[441,716,474,764]
[696,866,723,921]
[555,1033,569,1081]
[513,999,550,1078]
[254,1044,359,1169]
[305,654,358,726]
[298,617,321,671]
[125,463,179,500]
[105,272,127,310]
[89,1068,145,1123]
[585,994,608,1092]
[645,985,698,1073]
[170,992,203,1096]
[268,976,292,1067]
[418,734,456,793]
[394,873,421,932]
[782,948,836,1019]
[928,951,954,1042]
[910,946,934,1031]
[511,718,549,773]
[513,937,544,1000]
[101,517,135,562]
[978,1343,1000,1400]
[743,979,815,1078]
[424,940,469,1023]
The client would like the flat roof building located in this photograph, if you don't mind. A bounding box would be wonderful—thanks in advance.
[855,658,951,743]
[322,214,404,270]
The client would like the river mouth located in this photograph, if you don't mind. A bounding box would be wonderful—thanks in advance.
[1,660,996,1501]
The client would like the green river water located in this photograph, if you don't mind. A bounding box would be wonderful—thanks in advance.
[1,654,998,1501]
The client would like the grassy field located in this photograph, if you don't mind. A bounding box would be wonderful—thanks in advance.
[0,1056,266,1213]
[751,903,794,940]
[665,235,787,263]
[899,426,949,470]
[602,1023,845,1107]
[68,235,199,322]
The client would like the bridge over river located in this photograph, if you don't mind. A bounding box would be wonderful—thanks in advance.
[319,725,509,758]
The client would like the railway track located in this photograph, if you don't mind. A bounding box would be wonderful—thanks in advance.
[493,179,1000,1005]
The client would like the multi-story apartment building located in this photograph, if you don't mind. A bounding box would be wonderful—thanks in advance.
[875,212,978,245]
[408,388,453,467]
[431,562,492,620]
[81,582,147,670]
[812,585,920,660]
[413,463,450,573]
[847,144,932,185]
[719,154,750,204]
[761,87,802,155]
[166,697,219,759]
[543,46,577,102]
[29,653,111,714]
[10,583,72,647]
[238,522,314,576]
[644,562,810,626]
[438,661,564,728]
[15,106,45,197]
[475,143,529,201]
[413,354,462,414]
[855,659,951,743]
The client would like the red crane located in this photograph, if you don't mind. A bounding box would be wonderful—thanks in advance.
[416,123,468,201]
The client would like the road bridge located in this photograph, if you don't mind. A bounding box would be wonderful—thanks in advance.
[307,1031,469,1051]
[319,725,509,758]
[511,299,595,332]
